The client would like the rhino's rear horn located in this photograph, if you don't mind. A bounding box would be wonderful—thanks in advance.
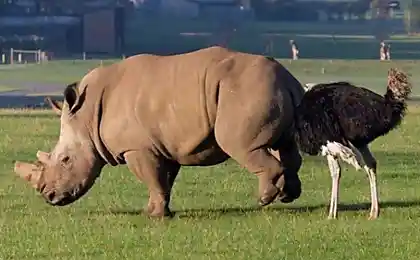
[45,97,63,116]
[36,151,50,164]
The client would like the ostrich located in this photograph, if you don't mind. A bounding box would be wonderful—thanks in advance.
[293,68,412,219]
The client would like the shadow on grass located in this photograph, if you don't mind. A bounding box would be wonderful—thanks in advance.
[102,199,420,219]
[0,114,57,119]
[32,251,104,259]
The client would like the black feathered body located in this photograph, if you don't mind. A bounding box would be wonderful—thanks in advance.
[294,82,407,155]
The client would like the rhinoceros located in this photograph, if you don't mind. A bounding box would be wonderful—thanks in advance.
[14,46,305,217]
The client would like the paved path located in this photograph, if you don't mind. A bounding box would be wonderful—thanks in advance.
[0,80,63,108]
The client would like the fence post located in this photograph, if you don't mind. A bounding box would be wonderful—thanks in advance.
[41,51,47,62]
[82,52,86,60]
[37,49,41,64]
[1,54,5,64]
[10,48,13,65]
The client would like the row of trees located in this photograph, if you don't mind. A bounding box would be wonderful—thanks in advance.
[250,0,394,21]
[403,0,420,34]
[0,0,394,19]
[2,0,420,33]
[250,0,420,33]
[0,0,135,15]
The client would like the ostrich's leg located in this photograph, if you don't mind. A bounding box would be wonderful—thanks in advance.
[358,146,379,220]
[326,154,341,219]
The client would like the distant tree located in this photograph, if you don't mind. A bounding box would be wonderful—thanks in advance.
[31,0,135,15]
[370,0,393,19]
[251,0,320,21]
[404,0,420,34]
[347,0,371,19]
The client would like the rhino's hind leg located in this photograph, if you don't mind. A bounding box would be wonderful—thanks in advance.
[124,150,180,218]
[214,136,288,206]
[238,149,286,206]
[215,122,302,206]
[165,161,181,212]
[213,80,302,206]
[268,138,302,202]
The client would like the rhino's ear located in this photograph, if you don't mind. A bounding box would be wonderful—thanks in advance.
[44,97,63,116]
[63,82,82,114]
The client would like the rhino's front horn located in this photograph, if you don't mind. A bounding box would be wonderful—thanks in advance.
[14,161,43,189]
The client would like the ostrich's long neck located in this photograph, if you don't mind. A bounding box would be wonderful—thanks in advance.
[383,97,407,131]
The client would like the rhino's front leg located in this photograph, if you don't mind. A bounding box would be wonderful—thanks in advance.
[124,150,180,218]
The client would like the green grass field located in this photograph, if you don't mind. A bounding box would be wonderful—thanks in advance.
[0,59,420,259]
[2,106,420,259]
[0,85,19,93]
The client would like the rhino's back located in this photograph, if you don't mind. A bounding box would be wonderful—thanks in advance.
[100,47,289,165]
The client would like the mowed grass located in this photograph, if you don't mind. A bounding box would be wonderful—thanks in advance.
[1,58,420,97]
[0,85,19,93]
[0,61,113,85]
[0,104,419,259]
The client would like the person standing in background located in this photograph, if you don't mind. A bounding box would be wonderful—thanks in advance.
[386,43,391,60]
[379,41,387,60]
[290,40,299,60]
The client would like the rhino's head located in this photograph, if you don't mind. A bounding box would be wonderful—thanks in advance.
[14,83,106,206]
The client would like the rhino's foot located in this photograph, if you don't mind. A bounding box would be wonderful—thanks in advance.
[145,209,174,218]
[258,183,280,207]
[145,202,174,218]
[257,172,282,207]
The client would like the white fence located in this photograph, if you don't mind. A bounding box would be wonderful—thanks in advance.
[1,48,48,65]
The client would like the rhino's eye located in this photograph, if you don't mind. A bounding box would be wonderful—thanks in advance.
[61,156,71,165]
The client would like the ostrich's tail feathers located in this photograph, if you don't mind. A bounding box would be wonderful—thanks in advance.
[320,141,363,170]
[386,68,412,102]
